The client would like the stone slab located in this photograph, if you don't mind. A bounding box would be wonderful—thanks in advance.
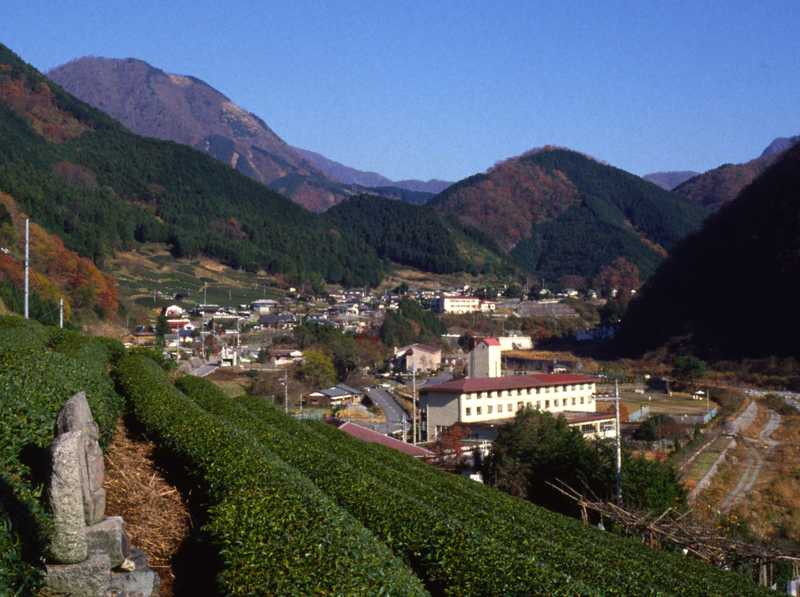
[45,551,111,596]
[57,391,100,440]
[108,548,160,597]
[49,430,88,563]
[87,516,129,568]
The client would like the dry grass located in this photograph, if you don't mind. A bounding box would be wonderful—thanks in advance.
[103,421,191,596]
[691,403,800,548]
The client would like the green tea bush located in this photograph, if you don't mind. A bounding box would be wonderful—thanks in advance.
[177,376,588,595]
[115,355,425,596]
[0,316,123,594]
[179,379,768,596]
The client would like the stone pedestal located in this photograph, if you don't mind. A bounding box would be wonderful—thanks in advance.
[109,548,161,597]
[45,552,111,597]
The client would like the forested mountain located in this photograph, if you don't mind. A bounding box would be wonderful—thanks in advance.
[618,142,800,358]
[324,195,511,275]
[0,43,383,286]
[293,146,451,194]
[431,147,708,283]
[642,171,699,190]
[47,56,351,211]
[673,135,800,211]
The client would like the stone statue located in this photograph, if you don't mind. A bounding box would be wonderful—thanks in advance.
[44,392,159,596]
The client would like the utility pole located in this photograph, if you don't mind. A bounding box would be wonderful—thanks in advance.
[412,365,417,445]
[284,368,289,415]
[614,379,622,504]
[595,381,623,504]
[24,218,29,319]
[59,298,64,329]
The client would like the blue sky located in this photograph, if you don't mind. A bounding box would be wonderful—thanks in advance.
[3,0,799,181]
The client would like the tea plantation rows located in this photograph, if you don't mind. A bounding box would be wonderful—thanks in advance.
[0,316,772,595]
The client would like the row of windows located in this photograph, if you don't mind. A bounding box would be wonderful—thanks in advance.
[464,384,592,400]
[463,396,592,417]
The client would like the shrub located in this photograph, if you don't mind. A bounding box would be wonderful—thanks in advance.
[194,382,769,596]
[176,376,584,595]
[115,355,424,596]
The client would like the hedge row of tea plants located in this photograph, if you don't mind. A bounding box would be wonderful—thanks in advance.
[0,316,123,595]
[178,377,770,596]
[177,376,588,595]
[115,355,426,596]
[300,407,772,596]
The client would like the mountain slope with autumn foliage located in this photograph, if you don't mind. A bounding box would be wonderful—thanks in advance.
[431,147,708,283]
[0,43,384,287]
[673,135,800,211]
[0,193,117,322]
[618,142,800,358]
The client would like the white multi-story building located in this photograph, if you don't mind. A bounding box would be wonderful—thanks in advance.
[420,373,615,441]
[436,295,496,314]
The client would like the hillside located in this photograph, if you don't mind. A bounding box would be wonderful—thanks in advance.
[0,43,383,287]
[431,147,708,283]
[643,170,699,190]
[324,195,511,275]
[0,193,117,322]
[674,135,800,211]
[617,142,800,358]
[293,146,451,194]
[47,56,353,211]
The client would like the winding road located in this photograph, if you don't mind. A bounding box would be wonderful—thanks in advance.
[365,387,410,436]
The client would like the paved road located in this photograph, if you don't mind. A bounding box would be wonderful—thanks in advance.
[190,363,218,377]
[365,387,409,435]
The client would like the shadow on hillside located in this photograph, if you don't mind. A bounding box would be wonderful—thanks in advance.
[124,413,222,597]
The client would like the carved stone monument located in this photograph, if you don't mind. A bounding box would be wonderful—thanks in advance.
[44,392,160,597]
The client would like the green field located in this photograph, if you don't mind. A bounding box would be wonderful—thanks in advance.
[109,244,284,314]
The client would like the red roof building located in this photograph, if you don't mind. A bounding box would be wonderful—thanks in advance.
[420,373,601,441]
[336,421,433,458]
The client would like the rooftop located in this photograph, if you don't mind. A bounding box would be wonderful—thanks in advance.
[336,422,433,458]
[421,373,597,394]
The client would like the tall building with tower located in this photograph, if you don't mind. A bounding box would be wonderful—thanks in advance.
[468,337,502,378]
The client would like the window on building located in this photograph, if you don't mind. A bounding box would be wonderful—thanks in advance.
[487,405,493,414]
[517,401,524,411]
[526,401,532,408]
[476,406,482,415]
[572,397,576,405]
[507,404,513,412]
[545,400,550,408]
[536,401,541,410]
[580,397,584,404]
[465,408,471,416]
[554,399,559,407]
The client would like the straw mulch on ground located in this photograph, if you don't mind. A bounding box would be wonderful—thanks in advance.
[103,421,191,597]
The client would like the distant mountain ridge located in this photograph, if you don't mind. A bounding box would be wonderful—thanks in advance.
[642,171,699,191]
[619,141,800,358]
[47,56,350,211]
[293,146,451,195]
[0,42,386,286]
[670,134,800,211]
[48,56,450,210]
[431,147,708,282]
